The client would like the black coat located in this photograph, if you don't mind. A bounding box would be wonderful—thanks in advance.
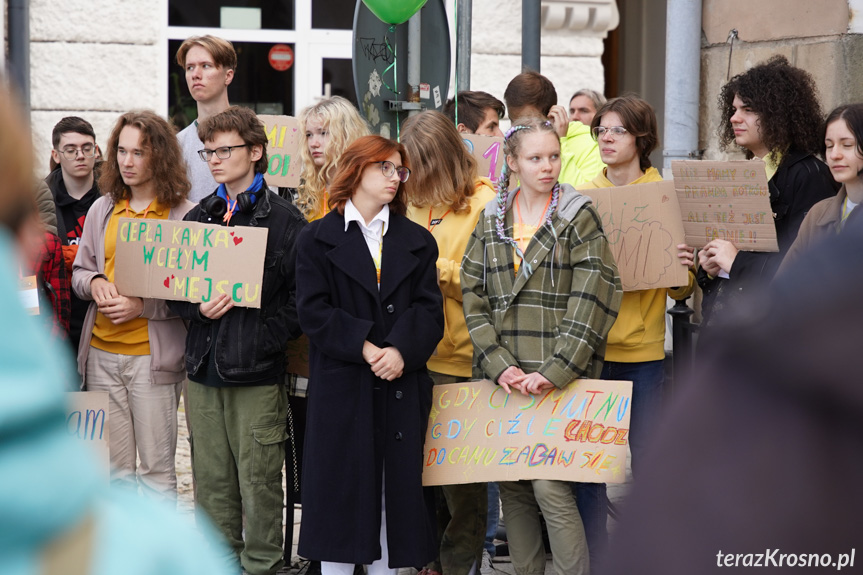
[698,150,838,327]
[295,209,443,568]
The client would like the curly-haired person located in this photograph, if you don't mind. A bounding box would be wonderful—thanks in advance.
[697,55,839,327]
[72,111,194,498]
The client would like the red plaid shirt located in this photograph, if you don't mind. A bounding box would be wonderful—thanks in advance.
[38,232,71,340]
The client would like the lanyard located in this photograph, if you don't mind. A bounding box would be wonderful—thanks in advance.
[224,198,238,225]
[428,206,452,232]
[370,223,385,285]
[514,190,552,228]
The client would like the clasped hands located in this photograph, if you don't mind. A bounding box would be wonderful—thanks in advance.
[498,366,555,396]
[91,277,143,324]
[363,341,404,381]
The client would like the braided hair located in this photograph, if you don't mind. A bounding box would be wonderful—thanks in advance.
[494,118,561,275]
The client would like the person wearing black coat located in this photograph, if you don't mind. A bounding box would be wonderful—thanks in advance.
[296,135,444,575]
[698,56,839,328]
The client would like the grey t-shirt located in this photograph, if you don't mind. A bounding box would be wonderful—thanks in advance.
[177,122,218,204]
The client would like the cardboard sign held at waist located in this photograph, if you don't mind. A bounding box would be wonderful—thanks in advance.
[585,180,690,291]
[672,160,778,252]
[114,218,268,308]
[66,391,109,476]
[422,378,632,486]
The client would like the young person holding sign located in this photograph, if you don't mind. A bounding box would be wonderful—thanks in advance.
[402,111,497,575]
[462,118,622,575]
[72,111,193,498]
[167,106,305,575]
[296,135,443,575]
[698,56,837,326]
[576,95,695,570]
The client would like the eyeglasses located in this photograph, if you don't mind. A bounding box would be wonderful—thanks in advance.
[378,160,411,183]
[198,144,249,162]
[591,126,629,140]
[57,144,96,160]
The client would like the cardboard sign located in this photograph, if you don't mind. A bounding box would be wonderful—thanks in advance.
[422,379,632,486]
[586,180,690,291]
[114,218,268,308]
[66,392,109,473]
[462,134,505,183]
[672,160,778,251]
[259,115,302,188]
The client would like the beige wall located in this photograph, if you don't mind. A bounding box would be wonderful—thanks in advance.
[700,0,863,160]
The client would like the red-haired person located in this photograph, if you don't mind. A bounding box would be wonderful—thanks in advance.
[72,111,194,498]
[296,135,444,575]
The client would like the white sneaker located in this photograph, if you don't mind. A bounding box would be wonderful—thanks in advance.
[480,550,496,575]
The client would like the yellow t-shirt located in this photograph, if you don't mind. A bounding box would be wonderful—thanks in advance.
[90,200,169,355]
[512,222,538,274]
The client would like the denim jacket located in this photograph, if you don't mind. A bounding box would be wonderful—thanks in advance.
[168,185,306,385]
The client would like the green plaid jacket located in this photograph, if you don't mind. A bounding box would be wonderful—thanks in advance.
[461,185,622,387]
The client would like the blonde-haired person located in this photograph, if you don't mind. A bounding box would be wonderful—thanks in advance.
[296,96,370,221]
[462,118,622,575]
[402,111,496,575]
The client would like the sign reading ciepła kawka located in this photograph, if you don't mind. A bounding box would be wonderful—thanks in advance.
[114,218,267,308]
[671,160,778,251]
[422,379,633,486]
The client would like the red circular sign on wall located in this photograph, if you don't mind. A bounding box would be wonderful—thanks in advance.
[268,44,294,71]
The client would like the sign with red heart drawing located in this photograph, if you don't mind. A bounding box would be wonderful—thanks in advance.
[113,217,268,308]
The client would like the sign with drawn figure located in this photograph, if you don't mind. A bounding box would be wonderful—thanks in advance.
[586,180,690,291]
[461,133,505,183]
[114,218,268,308]
[671,160,778,252]
[258,115,302,188]
[66,392,109,473]
[422,379,633,486]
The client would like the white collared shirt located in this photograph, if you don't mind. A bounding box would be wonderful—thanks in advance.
[344,199,389,289]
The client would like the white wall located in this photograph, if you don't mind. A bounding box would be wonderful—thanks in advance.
[29,0,165,175]
[471,0,606,116]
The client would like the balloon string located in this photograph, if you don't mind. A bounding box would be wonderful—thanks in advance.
[382,26,399,94]
[381,25,401,141]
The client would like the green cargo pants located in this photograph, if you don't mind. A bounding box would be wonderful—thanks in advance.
[188,381,288,575]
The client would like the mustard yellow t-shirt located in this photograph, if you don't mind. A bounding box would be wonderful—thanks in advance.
[90,200,169,355]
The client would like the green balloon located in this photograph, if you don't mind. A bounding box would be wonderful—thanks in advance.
[362,0,429,25]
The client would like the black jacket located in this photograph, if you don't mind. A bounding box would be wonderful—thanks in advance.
[698,150,838,327]
[168,185,306,385]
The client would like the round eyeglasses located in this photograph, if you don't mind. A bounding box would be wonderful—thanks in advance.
[198,144,250,162]
[591,126,629,140]
[378,160,411,183]
[58,144,96,160]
